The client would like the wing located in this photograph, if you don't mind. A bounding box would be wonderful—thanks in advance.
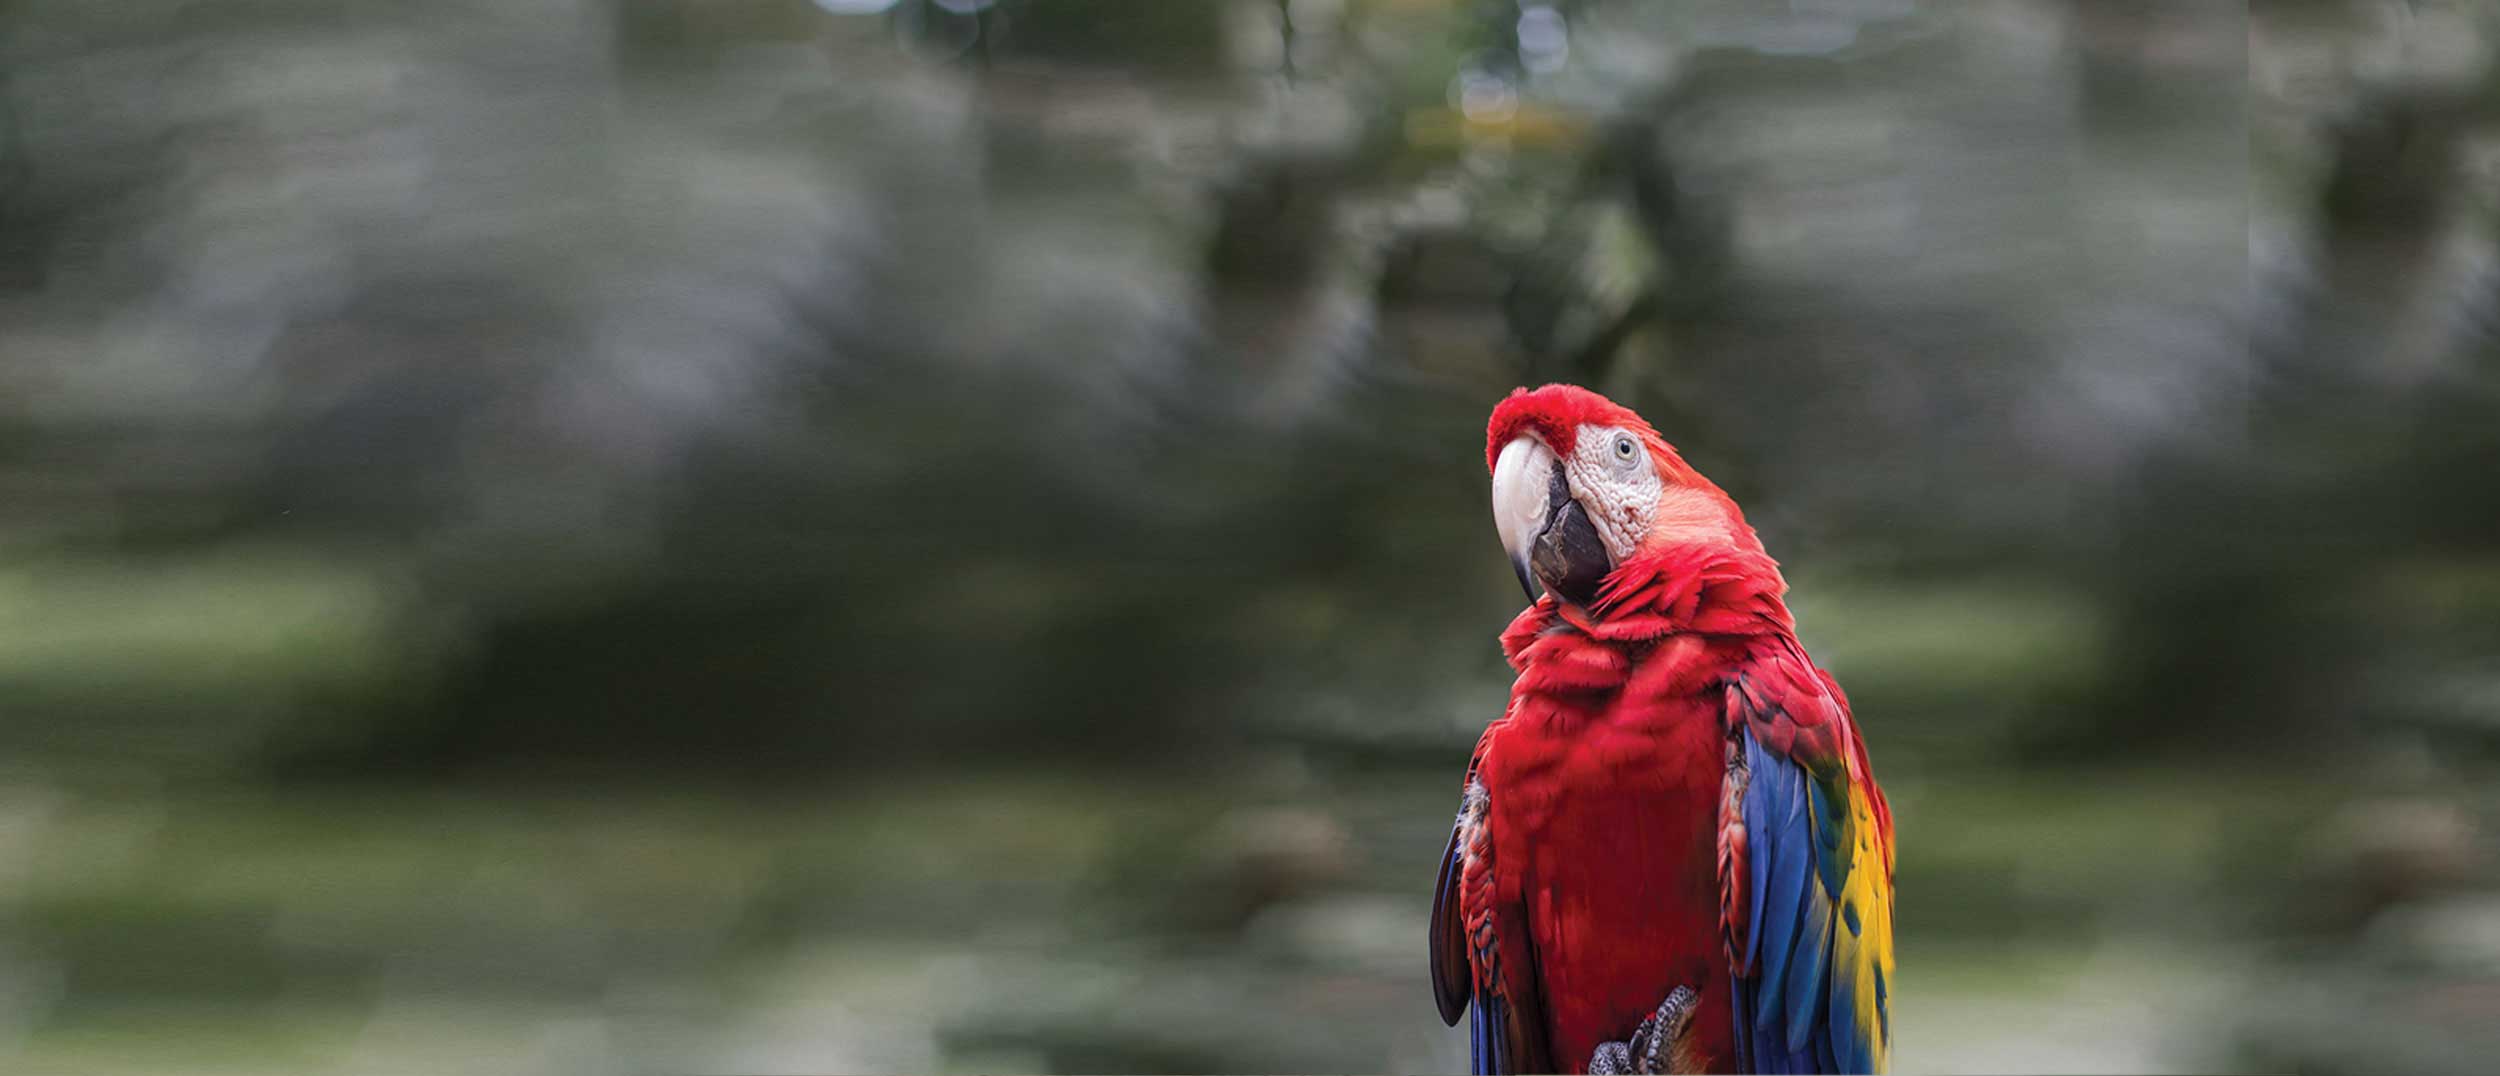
[1719,642,1895,1074]
[1431,751,1554,1075]
[1431,819,1470,1025]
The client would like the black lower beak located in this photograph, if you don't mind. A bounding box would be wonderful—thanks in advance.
[1513,459,1610,608]
[1532,495,1611,608]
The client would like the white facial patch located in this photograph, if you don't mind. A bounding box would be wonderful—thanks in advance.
[1563,425,1664,564]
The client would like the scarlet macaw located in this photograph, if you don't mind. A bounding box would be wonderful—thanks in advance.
[1430,385,1895,1074]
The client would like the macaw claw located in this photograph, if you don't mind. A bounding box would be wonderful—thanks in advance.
[1585,985,1701,1075]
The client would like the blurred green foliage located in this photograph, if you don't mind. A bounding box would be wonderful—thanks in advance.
[1,0,2497,1072]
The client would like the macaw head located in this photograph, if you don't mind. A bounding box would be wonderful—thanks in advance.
[1486,383,1758,607]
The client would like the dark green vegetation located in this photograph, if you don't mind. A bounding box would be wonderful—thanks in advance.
[1,1,2495,1072]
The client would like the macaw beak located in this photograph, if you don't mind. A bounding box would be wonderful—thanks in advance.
[1491,436,1611,607]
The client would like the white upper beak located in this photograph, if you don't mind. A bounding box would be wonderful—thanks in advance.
[1491,436,1556,598]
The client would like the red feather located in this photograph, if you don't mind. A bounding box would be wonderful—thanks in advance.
[1449,385,1890,1074]
[1469,583,1758,1071]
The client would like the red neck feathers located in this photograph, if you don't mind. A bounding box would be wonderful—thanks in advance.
[1500,544,1795,673]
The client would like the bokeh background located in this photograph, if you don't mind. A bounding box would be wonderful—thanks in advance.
[0,0,2496,1072]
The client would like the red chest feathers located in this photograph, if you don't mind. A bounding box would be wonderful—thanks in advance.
[1489,630,1738,1072]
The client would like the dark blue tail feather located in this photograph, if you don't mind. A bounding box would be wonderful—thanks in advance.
[1470,994,1509,1074]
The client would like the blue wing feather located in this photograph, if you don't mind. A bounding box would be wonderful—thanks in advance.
[1742,731,1811,1072]
[1785,886,1834,1055]
[1736,728,1876,1074]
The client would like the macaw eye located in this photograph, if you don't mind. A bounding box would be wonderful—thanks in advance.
[1612,434,1638,462]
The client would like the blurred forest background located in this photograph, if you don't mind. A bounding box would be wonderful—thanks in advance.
[1,0,2497,1072]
